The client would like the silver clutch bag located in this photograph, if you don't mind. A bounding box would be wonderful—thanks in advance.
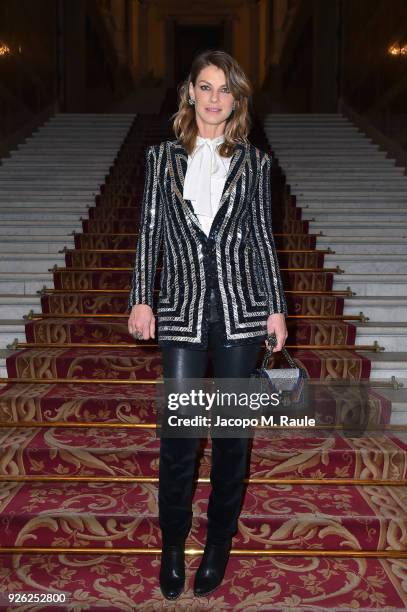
[252,333,309,412]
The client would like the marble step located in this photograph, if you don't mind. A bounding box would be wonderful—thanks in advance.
[0,189,99,197]
[0,184,102,191]
[265,121,353,125]
[29,127,132,135]
[265,114,352,119]
[355,322,407,351]
[0,294,403,333]
[0,253,65,273]
[295,194,407,202]
[344,297,407,322]
[324,254,407,273]
[0,211,82,221]
[358,351,407,381]
[16,146,126,155]
[0,236,73,253]
[0,196,95,203]
[20,131,129,140]
[280,159,398,168]
[266,126,358,132]
[272,140,372,146]
[302,201,407,209]
[0,206,87,215]
[0,173,105,182]
[264,117,355,124]
[33,122,133,128]
[19,137,130,148]
[0,176,105,185]
[295,190,407,198]
[0,344,407,396]
[333,274,407,296]
[33,126,134,135]
[298,199,407,208]
[47,113,136,120]
[0,222,81,235]
[6,154,116,162]
[266,127,360,133]
[0,326,27,354]
[287,170,406,178]
[0,273,54,295]
[267,127,362,133]
[273,148,384,158]
[287,164,403,172]
[290,180,407,189]
[277,158,394,167]
[42,122,136,128]
[309,222,407,237]
[316,236,407,254]
[376,383,407,425]
[303,210,407,221]
[0,158,118,168]
[22,122,132,134]
[0,295,41,319]
[270,139,379,147]
[274,151,387,160]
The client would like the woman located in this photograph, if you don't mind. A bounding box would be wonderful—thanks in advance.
[128,49,288,600]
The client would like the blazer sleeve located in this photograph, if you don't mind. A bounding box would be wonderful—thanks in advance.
[127,144,164,312]
[250,152,288,316]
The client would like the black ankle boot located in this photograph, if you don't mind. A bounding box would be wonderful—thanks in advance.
[193,540,232,597]
[159,541,185,600]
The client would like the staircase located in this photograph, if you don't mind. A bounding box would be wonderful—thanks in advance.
[264,113,407,425]
[0,112,406,610]
[0,113,136,356]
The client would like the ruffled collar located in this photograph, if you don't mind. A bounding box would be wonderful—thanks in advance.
[183,133,231,219]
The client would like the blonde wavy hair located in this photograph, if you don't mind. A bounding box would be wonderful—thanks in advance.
[171,49,253,158]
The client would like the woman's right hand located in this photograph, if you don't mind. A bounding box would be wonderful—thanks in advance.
[128,304,155,340]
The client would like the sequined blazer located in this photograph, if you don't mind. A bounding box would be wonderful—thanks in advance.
[127,139,288,349]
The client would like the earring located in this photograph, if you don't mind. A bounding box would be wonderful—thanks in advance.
[188,96,195,105]
[232,102,236,110]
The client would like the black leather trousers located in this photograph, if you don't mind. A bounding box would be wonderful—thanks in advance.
[158,289,262,546]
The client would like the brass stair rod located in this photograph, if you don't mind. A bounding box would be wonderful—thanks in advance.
[62,248,333,255]
[50,266,343,273]
[11,342,379,351]
[0,546,405,558]
[40,289,354,295]
[0,377,392,385]
[27,314,366,321]
[0,421,406,432]
[73,231,317,237]
[0,475,405,487]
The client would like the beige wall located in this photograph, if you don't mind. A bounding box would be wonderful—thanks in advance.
[147,3,166,80]
[0,0,276,138]
[341,0,407,150]
[0,0,57,140]
[127,0,270,89]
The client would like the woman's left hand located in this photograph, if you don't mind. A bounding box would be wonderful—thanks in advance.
[266,313,288,352]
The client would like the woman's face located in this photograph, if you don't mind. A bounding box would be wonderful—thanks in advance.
[188,64,235,128]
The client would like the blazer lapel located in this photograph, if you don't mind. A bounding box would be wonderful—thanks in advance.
[169,139,247,233]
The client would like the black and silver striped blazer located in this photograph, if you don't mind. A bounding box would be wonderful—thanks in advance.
[128,138,288,349]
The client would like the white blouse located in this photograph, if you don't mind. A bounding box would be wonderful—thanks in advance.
[183,134,232,236]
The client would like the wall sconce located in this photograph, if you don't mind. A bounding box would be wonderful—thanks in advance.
[388,41,407,56]
[0,40,11,56]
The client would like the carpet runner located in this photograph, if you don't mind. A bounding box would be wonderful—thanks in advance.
[0,113,406,610]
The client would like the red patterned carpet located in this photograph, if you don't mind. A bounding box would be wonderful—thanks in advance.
[0,114,406,610]
[1,554,407,610]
